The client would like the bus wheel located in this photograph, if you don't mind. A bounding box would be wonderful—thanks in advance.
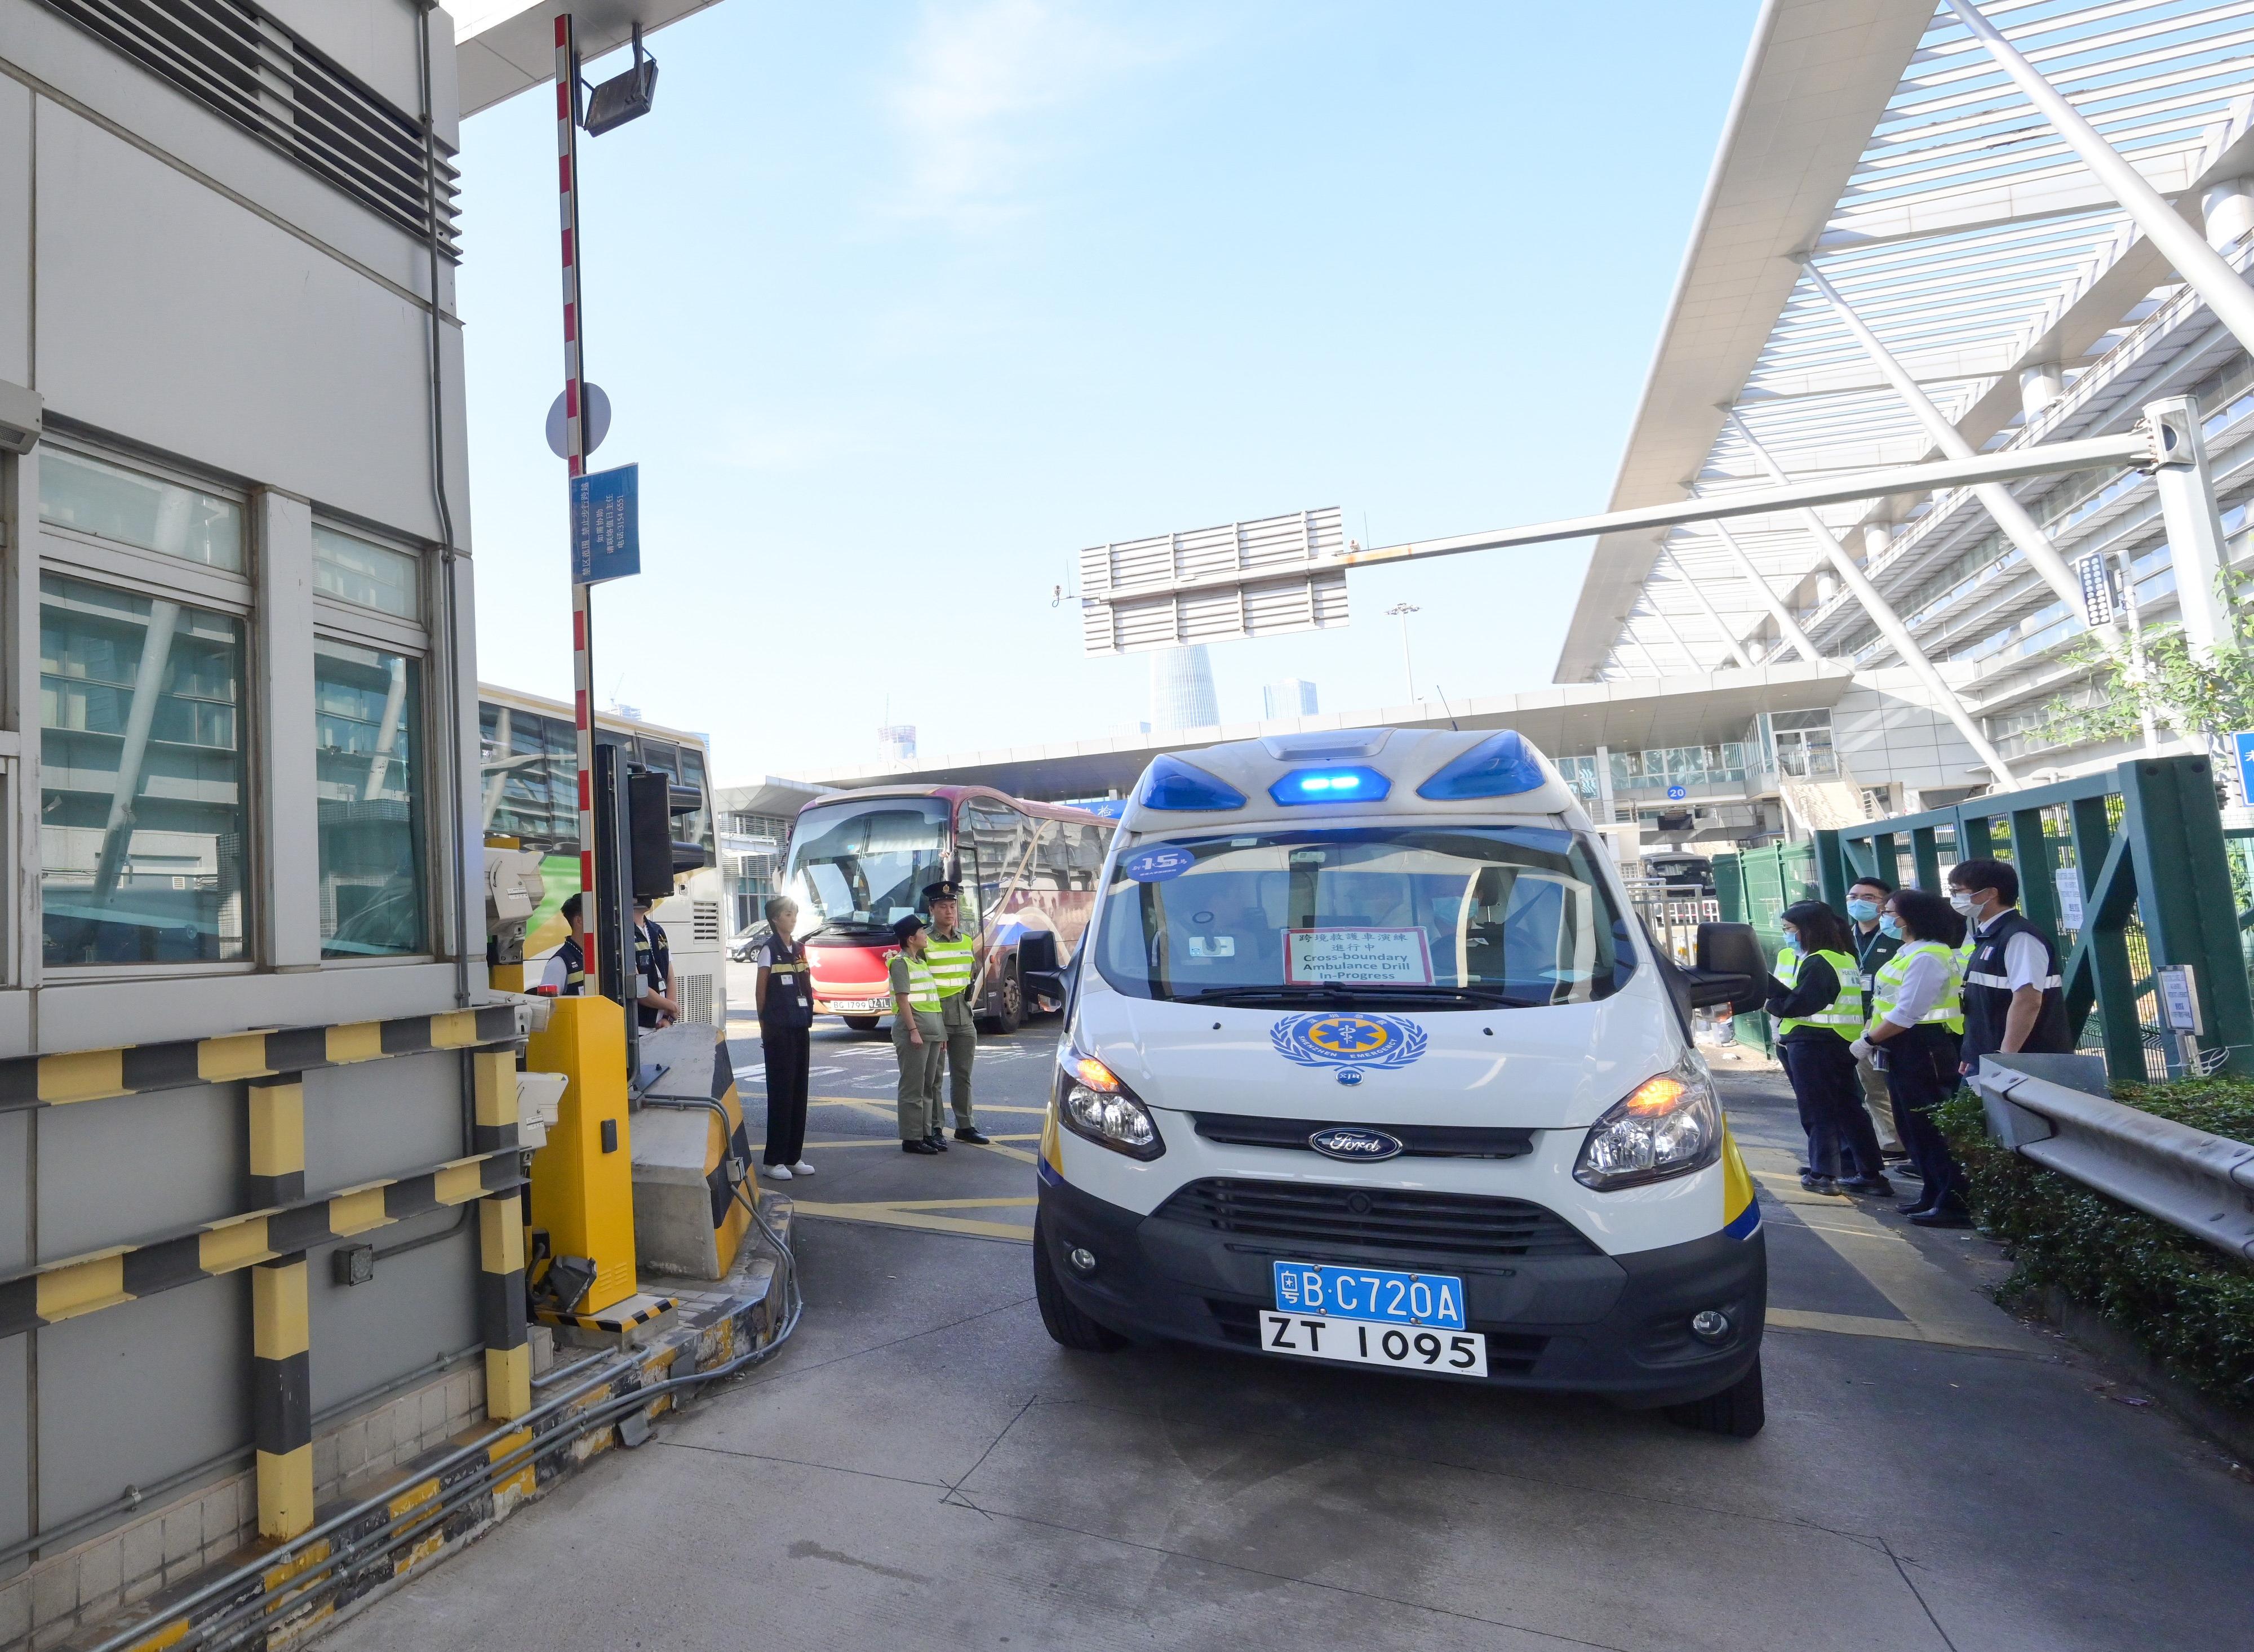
[1033,1218,1125,1352]
[1666,1355,1764,1438]
[977,967,1024,1035]
[841,1015,880,1033]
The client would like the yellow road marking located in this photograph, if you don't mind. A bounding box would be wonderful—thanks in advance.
[1749,1152,2036,1353]
[869,1197,1038,1211]
[791,1201,1033,1242]
[1768,1308,1981,1346]
[808,1095,1048,1116]
[755,1134,1041,1151]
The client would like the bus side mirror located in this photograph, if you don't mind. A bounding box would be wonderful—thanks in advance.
[1687,922,1765,1013]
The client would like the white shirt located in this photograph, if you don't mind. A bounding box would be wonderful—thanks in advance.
[538,952,572,992]
[1972,911,2051,991]
[1882,947,1950,1029]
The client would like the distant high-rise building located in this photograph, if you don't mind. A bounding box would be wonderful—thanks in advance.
[877,724,917,762]
[1263,678,1319,720]
[1150,646,1218,730]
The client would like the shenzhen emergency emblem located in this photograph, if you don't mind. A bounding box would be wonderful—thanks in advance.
[1270,1012,1428,1071]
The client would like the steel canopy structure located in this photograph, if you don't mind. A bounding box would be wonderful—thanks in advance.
[1559,0,2254,784]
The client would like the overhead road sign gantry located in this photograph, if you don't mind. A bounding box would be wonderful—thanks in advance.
[1079,506,1347,656]
[1073,427,2155,634]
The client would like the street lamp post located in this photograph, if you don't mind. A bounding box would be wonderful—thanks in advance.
[1386,602,1420,702]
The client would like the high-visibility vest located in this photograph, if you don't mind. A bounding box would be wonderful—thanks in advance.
[893,951,940,1014]
[1774,945,1863,1037]
[1869,939,1964,1034]
[925,929,977,1000]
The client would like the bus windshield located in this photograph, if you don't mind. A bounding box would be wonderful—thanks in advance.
[1093,825,1635,1009]
[786,798,950,940]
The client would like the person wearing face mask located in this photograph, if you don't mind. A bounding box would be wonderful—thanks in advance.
[1946,857,2069,1078]
[1844,876,1909,1166]
[1851,890,1969,1226]
[1765,901,1892,1196]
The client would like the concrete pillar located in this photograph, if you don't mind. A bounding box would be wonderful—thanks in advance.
[2203,177,2254,250]
[1816,571,1839,605]
[1594,744,1616,823]
[480,1190,532,1420]
[2020,362,2065,418]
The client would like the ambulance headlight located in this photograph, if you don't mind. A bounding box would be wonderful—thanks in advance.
[1056,1050,1165,1161]
[1573,1053,1721,1190]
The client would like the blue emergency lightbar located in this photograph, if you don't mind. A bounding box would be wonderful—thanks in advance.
[1270,766,1391,806]
[1416,730,1547,800]
[1139,754,1248,811]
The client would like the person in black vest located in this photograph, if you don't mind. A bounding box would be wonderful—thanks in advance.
[1947,856,2069,1078]
[753,895,817,1183]
[536,893,587,994]
[632,897,681,1029]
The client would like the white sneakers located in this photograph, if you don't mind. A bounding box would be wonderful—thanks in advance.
[760,1163,793,1181]
[789,1161,817,1176]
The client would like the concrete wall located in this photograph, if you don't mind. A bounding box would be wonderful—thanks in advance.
[0,0,497,1592]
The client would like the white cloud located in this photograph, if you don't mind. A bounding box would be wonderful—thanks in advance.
[889,0,1177,227]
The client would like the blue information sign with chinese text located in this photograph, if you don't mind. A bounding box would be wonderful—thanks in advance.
[570,464,640,584]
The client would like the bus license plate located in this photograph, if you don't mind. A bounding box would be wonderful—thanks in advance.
[1257,1312,1488,1376]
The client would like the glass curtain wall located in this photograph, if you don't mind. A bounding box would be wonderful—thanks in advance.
[315,640,427,957]
[39,575,249,963]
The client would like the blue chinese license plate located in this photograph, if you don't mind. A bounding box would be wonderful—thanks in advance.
[1271,1262,1467,1330]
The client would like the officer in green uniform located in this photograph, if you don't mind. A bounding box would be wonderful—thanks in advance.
[920,880,990,1146]
[889,915,947,1154]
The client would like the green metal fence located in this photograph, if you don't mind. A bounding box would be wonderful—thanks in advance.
[1828,755,2254,1082]
[1710,841,1818,1056]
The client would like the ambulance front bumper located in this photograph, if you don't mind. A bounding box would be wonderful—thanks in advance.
[1035,1169,1764,1407]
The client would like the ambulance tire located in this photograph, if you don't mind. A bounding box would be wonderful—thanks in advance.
[1665,1354,1764,1438]
[1033,1218,1126,1352]
[842,1015,881,1032]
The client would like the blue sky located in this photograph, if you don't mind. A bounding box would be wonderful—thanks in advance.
[455,1,1757,783]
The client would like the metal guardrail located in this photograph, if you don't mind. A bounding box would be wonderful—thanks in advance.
[1969,1053,2254,1260]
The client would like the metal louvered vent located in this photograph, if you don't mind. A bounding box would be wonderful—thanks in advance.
[691,901,721,942]
[39,0,461,257]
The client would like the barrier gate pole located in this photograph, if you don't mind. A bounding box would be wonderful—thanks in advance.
[554,14,598,994]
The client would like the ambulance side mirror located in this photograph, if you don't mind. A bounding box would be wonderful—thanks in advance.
[1688,922,1765,1013]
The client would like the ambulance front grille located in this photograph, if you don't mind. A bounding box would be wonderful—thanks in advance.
[1152,1179,1596,1260]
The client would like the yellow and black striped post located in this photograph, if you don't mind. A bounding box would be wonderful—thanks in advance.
[470,1047,519,1154]
[479,1189,530,1420]
[247,1072,305,1207]
[251,1252,314,1538]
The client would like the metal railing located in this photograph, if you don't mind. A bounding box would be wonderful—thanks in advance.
[1827,755,2254,1081]
[1970,1054,2254,1260]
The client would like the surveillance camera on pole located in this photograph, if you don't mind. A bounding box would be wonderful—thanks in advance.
[580,21,659,136]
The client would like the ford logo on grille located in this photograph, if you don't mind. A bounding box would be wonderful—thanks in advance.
[1307,1127,1403,1162]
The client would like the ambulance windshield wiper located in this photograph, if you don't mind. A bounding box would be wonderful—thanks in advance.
[1171,983,1540,1009]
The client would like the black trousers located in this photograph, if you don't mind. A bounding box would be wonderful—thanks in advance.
[1780,1033,1886,1180]
[1884,1023,1965,1213]
[761,1024,812,1166]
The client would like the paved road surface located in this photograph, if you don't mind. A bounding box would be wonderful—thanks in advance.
[327,1014,2254,1652]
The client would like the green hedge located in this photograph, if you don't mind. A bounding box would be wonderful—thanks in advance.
[1939,1077,2254,1406]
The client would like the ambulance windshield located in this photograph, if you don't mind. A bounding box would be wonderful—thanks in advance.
[1094,825,1634,1008]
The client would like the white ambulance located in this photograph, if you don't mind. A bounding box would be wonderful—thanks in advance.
[1032,727,1768,1435]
